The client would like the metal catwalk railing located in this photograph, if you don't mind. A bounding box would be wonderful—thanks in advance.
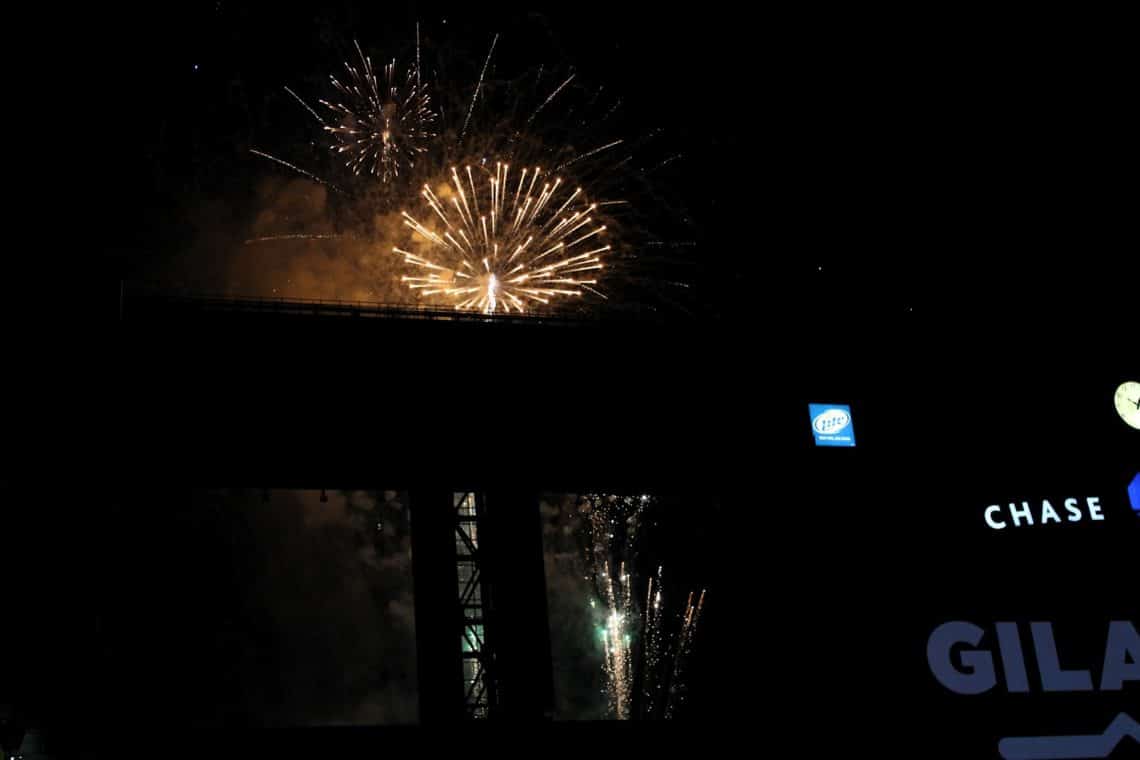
[120,282,669,327]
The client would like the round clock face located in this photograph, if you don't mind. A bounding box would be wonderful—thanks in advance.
[1114,381,1140,430]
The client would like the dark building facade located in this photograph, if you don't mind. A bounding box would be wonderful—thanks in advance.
[3,285,1136,759]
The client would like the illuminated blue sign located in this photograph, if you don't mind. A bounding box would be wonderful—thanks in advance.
[1129,473,1140,514]
[809,403,856,447]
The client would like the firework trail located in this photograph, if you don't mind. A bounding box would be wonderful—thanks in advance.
[664,588,706,719]
[641,565,666,717]
[460,34,499,142]
[284,85,325,125]
[598,560,635,719]
[244,233,340,245]
[249,149,343,194]
[526,73,574,127]
[556,139,624,172]
[395,161,609,312]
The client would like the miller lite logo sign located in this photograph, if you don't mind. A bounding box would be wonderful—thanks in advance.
[809,403,856,447]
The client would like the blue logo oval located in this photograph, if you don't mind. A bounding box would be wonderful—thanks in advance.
[813,408,851,435]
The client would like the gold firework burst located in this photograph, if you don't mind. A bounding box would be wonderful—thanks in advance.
[395,162,610,313]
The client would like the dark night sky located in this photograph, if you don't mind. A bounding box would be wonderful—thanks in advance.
[93,1,750,313]
[85,2,1134,326]
[6,4,1134,755]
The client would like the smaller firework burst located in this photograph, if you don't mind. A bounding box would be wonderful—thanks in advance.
[320,41,437,182]
[395,161,610,313]
[579,495,706,720]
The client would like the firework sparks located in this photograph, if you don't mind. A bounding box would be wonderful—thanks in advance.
[394,161,611,313]
[580,494,706,720]
[249,149,343,194]
[320,41,437,181]
[461,34,499,142]
[664,588,706,718]
[284,85,325,125]
[248,25,692,312]
[641,565,666,717]
[599,561,635,719]
[582,495,648,719]
[527,73,575,127]
[244,233,341,245]
[556,139,624,171]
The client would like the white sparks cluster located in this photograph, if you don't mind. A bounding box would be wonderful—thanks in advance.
[395,161,609,313]
[580,495,706,720]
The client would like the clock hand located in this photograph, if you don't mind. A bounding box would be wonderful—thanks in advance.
[1134,397,1140,410]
